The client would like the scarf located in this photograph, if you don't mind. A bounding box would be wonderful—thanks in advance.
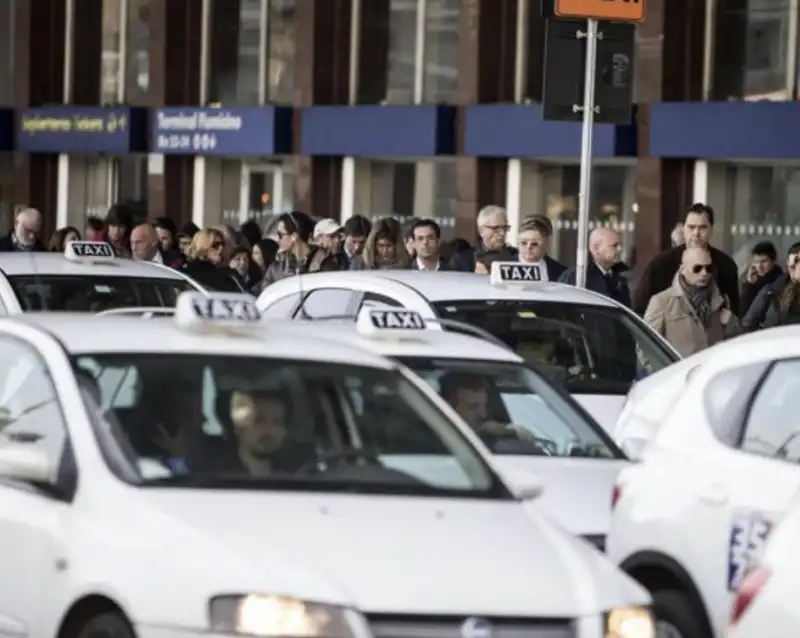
[679,275,714,327]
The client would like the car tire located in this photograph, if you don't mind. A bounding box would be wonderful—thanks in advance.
[651,589,708,638]
[72,611,135,638]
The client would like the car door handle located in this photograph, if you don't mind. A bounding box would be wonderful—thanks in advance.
[697,484,729,506]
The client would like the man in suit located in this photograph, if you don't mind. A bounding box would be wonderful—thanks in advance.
[0,207,45,252]
[559,228,631,307]
[408,218,450,271]
[517,216,567,281]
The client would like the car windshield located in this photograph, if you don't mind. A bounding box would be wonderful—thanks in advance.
[72,354,506,498]
[433,300,678,395]
[396,357,622,458]
[8,276,194,312]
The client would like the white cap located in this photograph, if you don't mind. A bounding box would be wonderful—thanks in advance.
[314,219,343,237]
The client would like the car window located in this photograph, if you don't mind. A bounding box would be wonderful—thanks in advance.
[71,353,507,498]
[260,292,301,318]
[0,338,69,474]
[703,362,770,447]
[433,300,678,395]
[295,288,355,319]
[741,360,800,460]
[8,276,193,312]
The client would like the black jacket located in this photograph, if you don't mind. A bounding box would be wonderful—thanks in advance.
[0,232,45,252]
[450,244,519,272]
[741,274,800,331]
[183,260,247,293]
[632,245,740,317]
[740,266,783,317]
[559,261,631,307]
[407,256,452,271]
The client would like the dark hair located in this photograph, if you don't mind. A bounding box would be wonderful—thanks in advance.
[343,215,372,237]
[682,203,715,226]
[752,241,777,261]
[152,216,177,236]
[277,211,314,243]
[439,373,488,403]
[410,218,441,240]
[519,217,551,237]
[231,246,250,260]
[86,216,104,232]
[182,222,200,237]
[255,238,279,265]
[449,238,472,253]
[240,220,262,248]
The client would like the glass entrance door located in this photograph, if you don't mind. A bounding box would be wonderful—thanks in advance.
[238,162,294,231]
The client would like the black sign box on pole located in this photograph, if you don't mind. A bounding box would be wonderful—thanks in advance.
[542,19,636,124]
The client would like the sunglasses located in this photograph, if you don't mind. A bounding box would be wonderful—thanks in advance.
[210,241,224,250]
[692,264,713,274]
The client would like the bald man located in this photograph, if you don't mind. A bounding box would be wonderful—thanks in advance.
[558,228,630,307]
[644,245,739,356]
[130,224,161,263]
[0,207,44,252]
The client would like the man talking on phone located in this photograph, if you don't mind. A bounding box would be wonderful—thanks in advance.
[740,241,782,318]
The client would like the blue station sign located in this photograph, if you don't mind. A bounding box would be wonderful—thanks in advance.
[151,107,292,156]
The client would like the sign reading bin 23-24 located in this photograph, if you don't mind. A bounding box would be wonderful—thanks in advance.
[151,107,287,156]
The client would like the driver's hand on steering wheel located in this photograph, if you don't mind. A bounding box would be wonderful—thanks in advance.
[480,420,529,440]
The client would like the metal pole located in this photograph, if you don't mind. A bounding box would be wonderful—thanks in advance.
[575,18,599,289]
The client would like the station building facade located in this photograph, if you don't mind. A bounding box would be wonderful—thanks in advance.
[0,0,797,268]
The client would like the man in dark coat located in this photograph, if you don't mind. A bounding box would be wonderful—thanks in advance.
[632,203,740,317]
[559,228,631,307]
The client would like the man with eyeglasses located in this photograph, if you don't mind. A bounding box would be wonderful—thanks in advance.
[451,205,518,272]
[0,207,45,252]
[644,246,739,356]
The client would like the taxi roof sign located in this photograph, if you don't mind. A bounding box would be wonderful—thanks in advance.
[490,262,543,286]
[175,292,261,331]
[554,0,645,22]
[356,307,428,339]
[64,241,116,262]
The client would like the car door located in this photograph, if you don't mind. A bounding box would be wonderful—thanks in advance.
[0,335,74,638]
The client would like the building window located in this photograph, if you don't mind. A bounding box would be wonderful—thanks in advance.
[125,0,150,104]
[535,164,635,265]
[358,0,459,104]
[711,0,795,100]
[0,0,11,105]
[100,0,123,104]
[209,0,295,105]
[713,164,800,269]
[359,160,456,239]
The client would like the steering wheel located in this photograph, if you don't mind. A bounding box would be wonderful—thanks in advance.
[488,428,556,456]
[296,447,383,474]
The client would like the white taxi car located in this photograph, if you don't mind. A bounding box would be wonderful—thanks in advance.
[256,262,680,431]
[0,292,653,638]
[0,240,200,314]
[315,306,628,547]
[727,490,800,637]
[607,324,800,638]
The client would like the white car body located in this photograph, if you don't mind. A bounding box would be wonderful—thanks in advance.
[317,318,629,544]
[256,270,680,432]
[0,251,200,314]
[0,308,652,638]
[607,325,800,638]
[727,490,800,637]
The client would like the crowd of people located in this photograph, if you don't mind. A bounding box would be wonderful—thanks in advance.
[0,200,793,358]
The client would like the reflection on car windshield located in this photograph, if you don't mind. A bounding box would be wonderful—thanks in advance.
[72,354,504,498]
[433,300,677,395]
[9,276,194,312]
[397,357,621,458]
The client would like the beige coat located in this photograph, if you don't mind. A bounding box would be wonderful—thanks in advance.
[644,273,740,356]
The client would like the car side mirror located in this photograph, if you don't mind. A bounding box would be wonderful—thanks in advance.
[501,468,544,500]
[0,445,52,483]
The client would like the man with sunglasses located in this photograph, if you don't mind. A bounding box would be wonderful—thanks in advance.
[742,242,800,331]
[643,246,740,356]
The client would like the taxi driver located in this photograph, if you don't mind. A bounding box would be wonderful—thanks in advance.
[228,390,289,476]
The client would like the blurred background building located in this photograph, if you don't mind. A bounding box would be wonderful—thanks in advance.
[0,0,798,268]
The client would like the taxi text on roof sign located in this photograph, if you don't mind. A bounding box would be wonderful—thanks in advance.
[356,308,429,339]
[65,241,116,261]
[490,262,542,286]
[177,292,262,325]
[554,0,645,22]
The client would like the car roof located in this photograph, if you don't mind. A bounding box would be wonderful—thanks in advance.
[0,252,187,279]
[694,324,800,363]
[12,314,396,368]
[274,270,618,307]
[317,321,524,362]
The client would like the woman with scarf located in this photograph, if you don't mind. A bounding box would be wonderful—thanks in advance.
[644,245,739,357]
[743,242,800,331]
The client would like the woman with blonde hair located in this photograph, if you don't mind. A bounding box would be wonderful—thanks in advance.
[182,228,246,292]
[350,217,410,269]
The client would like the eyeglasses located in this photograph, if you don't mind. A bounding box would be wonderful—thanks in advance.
[692,264,713,274]
[483,224,510,233]
[210,241,224,250]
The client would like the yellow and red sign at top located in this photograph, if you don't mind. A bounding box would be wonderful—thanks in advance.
[555,0,645,22]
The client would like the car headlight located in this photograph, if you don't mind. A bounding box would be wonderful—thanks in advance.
[209,595,360,637]
[605,606,655,638]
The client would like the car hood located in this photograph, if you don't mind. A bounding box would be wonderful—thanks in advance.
[493,456,629,536]
[138,490,647,616]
